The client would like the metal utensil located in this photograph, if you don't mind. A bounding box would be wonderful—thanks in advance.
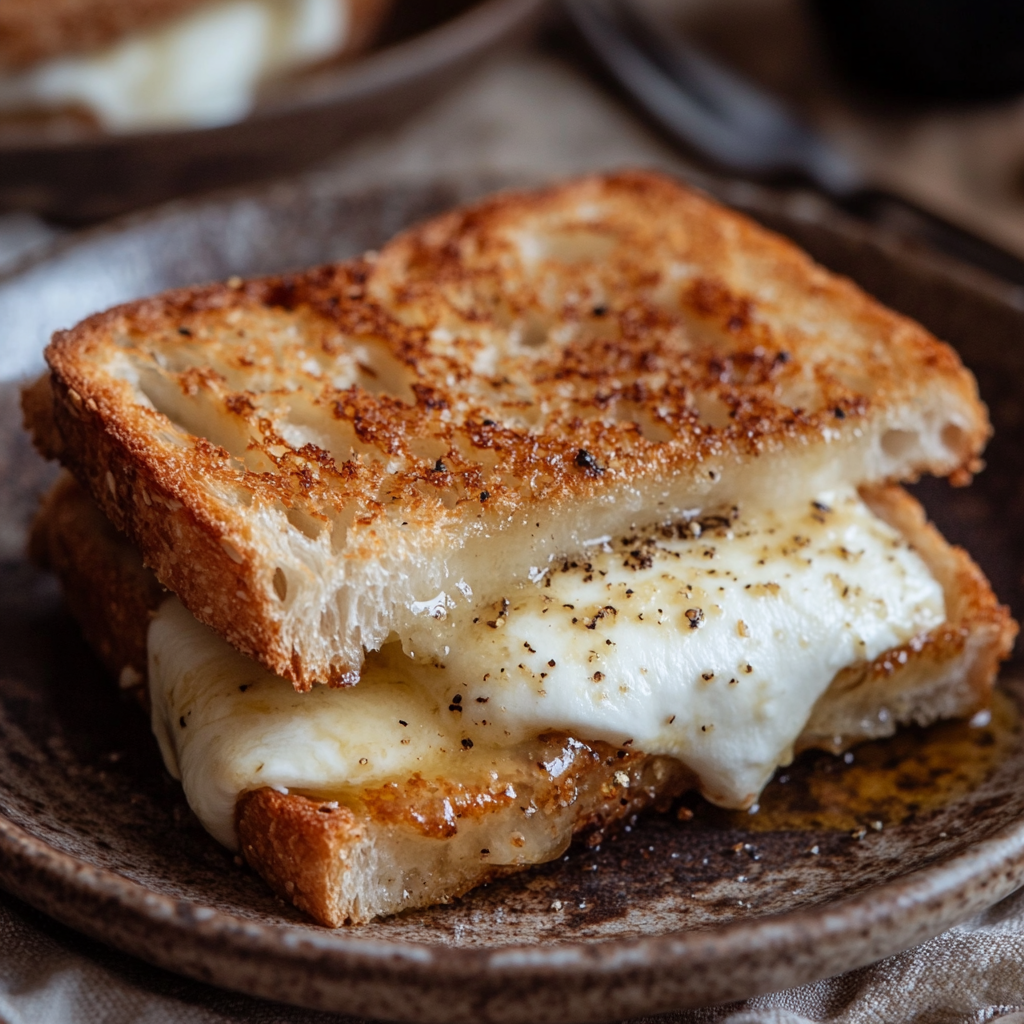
[563,0,1024,287]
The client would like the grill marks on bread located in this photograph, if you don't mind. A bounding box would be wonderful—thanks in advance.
[41,172,989,689]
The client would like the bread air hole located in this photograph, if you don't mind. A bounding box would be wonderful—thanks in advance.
[941,422,967,455]
[347,342,416,405]
[690,391,732,429]
[285,507,325,541]
[273,568,288,601]
[608,402,674,443]
[518,318,549,350]
[881,429,920,460]
[522,227,616,266]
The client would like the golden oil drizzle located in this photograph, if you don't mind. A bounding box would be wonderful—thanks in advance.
[692,690,1020,833]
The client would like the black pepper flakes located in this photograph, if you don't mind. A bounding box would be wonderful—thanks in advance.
[480,491,490,502]
[575,448,605,475]
[685,608,706,629]
[433,459,447,473]
[462,738,474,749]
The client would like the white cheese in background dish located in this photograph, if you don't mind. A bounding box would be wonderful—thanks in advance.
[149,485,944,850]
[0,0,347,131]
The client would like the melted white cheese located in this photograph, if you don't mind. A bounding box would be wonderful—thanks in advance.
[149,486,944,850]
[0,0,347,131]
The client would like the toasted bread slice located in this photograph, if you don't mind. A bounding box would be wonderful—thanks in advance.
[29,471,164,690]
[0,0,390,72]
[37,172,990,690]
[29,476,1015,925]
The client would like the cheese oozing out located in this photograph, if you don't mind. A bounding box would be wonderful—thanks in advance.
[0,0,348,131]
[149,486,945,852]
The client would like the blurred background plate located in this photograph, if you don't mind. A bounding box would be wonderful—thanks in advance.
[0,0,549,223]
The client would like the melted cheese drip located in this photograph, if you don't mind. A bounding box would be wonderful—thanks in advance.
[0,0,347,130]
[149,486,944,850]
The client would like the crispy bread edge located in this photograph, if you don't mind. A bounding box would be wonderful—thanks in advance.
[29,471,165,691]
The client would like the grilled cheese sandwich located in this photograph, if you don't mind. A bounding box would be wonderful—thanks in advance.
[26,172,1016,925]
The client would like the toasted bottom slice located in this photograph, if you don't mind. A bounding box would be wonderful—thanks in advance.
[236,742,694,926]
[30,475,1015,925]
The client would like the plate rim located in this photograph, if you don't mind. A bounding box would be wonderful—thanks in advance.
[1,787,1023,1019]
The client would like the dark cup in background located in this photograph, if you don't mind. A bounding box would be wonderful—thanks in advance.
[808,0,1024,101]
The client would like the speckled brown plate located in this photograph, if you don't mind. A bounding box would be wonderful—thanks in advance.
[1,174,1024,1023]
[0,0,549,222]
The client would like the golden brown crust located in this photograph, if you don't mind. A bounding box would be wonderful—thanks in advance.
[0,0,391,71]
[236,742,693,926]
[28,472,165,689]
[235,790,368,925]
[39,172,992,690]
[21,373,63,462]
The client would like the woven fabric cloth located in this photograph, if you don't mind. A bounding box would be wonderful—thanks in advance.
[5,36,1024,1024]
[2,886,1024,1024]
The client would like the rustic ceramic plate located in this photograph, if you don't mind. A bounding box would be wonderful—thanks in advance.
[1,174,1024,1023]
[0,0,549,222]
